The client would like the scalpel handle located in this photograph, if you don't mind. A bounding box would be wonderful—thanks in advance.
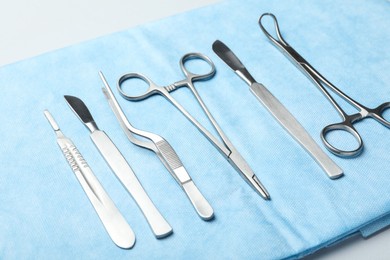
[91,130,173,238]
[44,110,135,248]
[250,83,343,179]
[57,138,136,249]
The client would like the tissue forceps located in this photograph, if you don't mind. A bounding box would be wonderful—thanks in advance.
[99,71,214,220]
[259,13,390,157]
[117,53,270,200]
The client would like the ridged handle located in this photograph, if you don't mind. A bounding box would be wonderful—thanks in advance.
[156,139,214,220]
[58,138,136,248]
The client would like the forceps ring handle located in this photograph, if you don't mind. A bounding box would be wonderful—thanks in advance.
[370,101,390,127]
[321,118,363,158]
[259,13,288,47]
[180,53,216,81]
[118,73,158,101]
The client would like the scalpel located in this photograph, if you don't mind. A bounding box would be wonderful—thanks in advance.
[44,110,135,248]
[64,96,173,238]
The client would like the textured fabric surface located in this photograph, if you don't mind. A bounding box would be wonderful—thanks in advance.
[360,213,390,238]
[0,0,389,259]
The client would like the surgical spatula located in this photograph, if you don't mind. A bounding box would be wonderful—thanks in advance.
[212,40,343,179]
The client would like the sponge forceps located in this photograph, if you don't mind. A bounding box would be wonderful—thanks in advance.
[117,53,270,199]
[259,13,390,157]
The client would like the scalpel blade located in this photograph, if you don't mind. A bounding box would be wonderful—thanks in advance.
[44,110,135,249]
[64,95,173,238]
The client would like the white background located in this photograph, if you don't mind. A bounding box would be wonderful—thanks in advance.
[0,0,389,259]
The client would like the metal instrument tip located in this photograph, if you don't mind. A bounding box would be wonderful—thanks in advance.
[252,175,271,200]
[43,109,60,132]
[228,151,271,200]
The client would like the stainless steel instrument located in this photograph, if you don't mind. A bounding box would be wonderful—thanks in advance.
[116,53,270,200]
[99,71,214,220]
[212,40,343,179]
[259,13,390,157]
[43,110,135,249]
[64,96,173,238]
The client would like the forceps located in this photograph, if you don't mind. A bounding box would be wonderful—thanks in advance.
[259,13,390,157]
[99,71,214,220]
[117,53,270,200]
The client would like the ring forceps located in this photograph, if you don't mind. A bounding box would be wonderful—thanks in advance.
[100,72,214,220]
[259,13,390,157]
[117,53,270,200]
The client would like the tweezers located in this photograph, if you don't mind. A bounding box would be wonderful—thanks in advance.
[99,71,214,220]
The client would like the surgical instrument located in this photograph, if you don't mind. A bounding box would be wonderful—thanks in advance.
[259,13,390,157]
[64,95,173,238]
[212,40,343,179]
[43,110,135,249]
[117,53,270,199]
[99,71,214,220]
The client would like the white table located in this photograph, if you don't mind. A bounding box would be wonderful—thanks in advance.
[0,0,388,258]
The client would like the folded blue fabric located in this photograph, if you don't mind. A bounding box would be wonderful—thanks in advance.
[360,213,390,238]
[0,0,389,259]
